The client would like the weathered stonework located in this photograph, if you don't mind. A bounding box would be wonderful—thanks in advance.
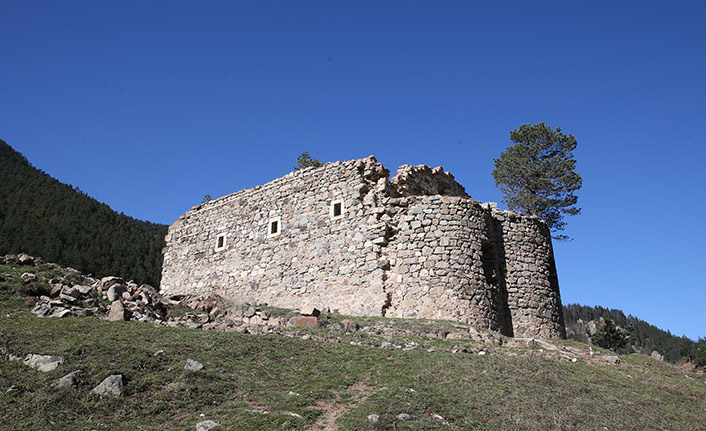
[161,156,566,338]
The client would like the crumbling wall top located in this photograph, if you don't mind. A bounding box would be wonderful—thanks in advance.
[390,164,468,197]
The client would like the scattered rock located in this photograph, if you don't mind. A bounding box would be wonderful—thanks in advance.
[397,413,411,421]
[60,286,82,302]
[299,304,321,317]
[24,354,64,372]
[55,370,83,389]
[107,285,127,302]
[17,253,35,265]
[430,412,450,425]
[31,303,51,317]
[20,273,37,284]
[108,301,131,321]
[92,374,123,396]
[288,316,319,327]
[185,358,204,371]
[154,350,165,356]
[244,306,257,318]
[49,307,73,318]
[603,355,620,365]
[100,276,124,290]
[342,319,359,331]
[367,414,379,423]
[196,420,220,431]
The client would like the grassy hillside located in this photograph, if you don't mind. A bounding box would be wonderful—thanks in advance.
[1,262,704,430]
[0,140,167,285]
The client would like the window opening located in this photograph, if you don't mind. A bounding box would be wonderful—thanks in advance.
[215,233,227,251]
[330,198,345,219]
[267,216,281,237]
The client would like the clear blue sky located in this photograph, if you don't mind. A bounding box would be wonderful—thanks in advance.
[2,1,704,340]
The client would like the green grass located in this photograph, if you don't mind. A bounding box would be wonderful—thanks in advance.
[1,264,705,430]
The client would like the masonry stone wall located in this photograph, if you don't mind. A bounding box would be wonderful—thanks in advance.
[161,156,566,338]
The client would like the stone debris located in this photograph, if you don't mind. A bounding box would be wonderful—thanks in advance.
[603,355,621,365]
[196,420,220,431]
[55,370,83,389]
[397,413,411,421]
[185,359,204,371]
[24,354,64,372]
[299,304,321,317]
[20,272,37,284]
[367,414,380,423]
[92,374,124,396]
[430,412,450,425]
[108,300,131,321]
[288,316,319,328]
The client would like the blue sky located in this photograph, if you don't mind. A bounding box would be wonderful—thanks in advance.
[2,1,704,340]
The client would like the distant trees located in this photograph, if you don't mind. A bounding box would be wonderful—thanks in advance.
[294,152,322,171]
[563,304,702,363]
[0,140,167,286]
[492,123,582,240]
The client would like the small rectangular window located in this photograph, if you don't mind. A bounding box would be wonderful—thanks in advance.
[330,198,345,219]
[267,216,281,237]
[215,233,227,251]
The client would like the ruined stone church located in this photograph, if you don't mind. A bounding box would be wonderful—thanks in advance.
[160,156,566,338]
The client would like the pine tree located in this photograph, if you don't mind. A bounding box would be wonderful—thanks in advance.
[492,123,582,240]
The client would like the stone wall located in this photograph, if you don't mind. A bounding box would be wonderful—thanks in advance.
[161,156,566,338]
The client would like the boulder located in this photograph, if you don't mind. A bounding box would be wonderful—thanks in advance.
[49,308,73,318]
[342,319,359,332]
[108,301,131,321]
[92,374,123,396]
[24,354,64,372]
[299,304,321,317]
[244,305,257,318]
[100,276,124,290]
[603,355,621,365]
[4,254,18,265]
[55,370,82,389]
[17,253,34,265]
[651,351,664,361]
[196,420,221,431]
[107,285,127,301]
[184,359,204,371]
[20,273,37,284]
[288,316,319,328]
[31,303,51,317]
[60,286,82,302]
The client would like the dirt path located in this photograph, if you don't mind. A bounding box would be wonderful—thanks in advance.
[309,381,378,431]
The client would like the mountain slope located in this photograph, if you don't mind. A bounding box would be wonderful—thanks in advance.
[563,303,704,364]
[0,139,166,285]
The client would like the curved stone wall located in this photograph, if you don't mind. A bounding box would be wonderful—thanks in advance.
[161,156,566,338]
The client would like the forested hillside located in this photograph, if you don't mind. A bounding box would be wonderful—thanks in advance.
[563,303,705,364]
[0,140,167,286]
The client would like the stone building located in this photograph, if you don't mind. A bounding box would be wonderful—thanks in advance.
[160,156,566,338]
